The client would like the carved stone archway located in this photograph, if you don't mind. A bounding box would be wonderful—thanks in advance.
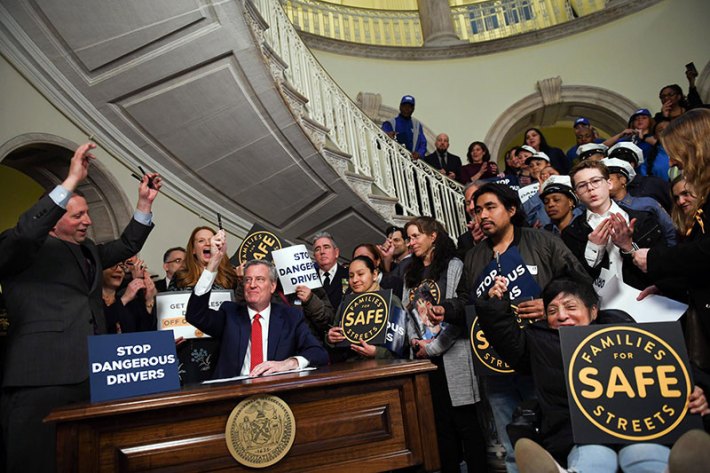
[485,79,639,162]
[0,133,132,243]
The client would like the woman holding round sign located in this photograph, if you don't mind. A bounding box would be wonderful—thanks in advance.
[633,109,710,391]
[400,216,488,473]
[169,226,238,383]
[477,278,710,473]
[326,256,410,360]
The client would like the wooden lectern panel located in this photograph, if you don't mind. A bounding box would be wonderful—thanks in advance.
[48,360,439,472]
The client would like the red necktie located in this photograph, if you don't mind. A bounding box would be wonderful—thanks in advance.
[250,314,263,370]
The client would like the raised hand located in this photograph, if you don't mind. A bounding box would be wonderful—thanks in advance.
[63,142,96,191]
[206,229,227,272]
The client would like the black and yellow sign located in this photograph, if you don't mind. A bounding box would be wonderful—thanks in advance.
[337,289,392,345]
[225,394,296,468]
[465,301,532,376]
[231,223,283,266]
[561,322,702,444]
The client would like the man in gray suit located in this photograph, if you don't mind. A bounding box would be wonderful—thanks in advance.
[0,142,162,473]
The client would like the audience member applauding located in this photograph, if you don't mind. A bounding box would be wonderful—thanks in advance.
[102,259,157,333]
[459,141,499,184]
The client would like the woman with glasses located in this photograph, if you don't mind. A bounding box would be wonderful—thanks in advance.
[561,160,668,291]
[101,259,157,334]
[654,83,703,122]
[633,109,710,383]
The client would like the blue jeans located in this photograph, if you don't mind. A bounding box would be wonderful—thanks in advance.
[484,374,536,473]
[567,443,669,473]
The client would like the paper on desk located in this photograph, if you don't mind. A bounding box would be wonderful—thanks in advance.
[202,366,317,384]
[596,275,687,323]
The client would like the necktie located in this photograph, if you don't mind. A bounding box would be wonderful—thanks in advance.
[250,314,263,371]
[323,272,331,289]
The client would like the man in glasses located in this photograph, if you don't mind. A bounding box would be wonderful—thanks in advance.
[156,247,186,292]
[562,160,668,291]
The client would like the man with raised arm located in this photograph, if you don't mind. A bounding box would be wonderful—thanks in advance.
[0,142,162,473]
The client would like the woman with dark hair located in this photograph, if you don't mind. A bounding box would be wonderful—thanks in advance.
[523,128,569,175]
[654,83,703,122]
[634,109,710,381]
[170,226,238,383]
[352,243,404,299]
[459,140,499,184]
[401,216,488,473]
[326,255,411,360]
[101,259,157,333]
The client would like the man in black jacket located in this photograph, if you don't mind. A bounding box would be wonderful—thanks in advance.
[423,133,463,182]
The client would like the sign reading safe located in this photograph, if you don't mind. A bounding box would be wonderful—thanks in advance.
[336,289,392,346]
[231,223,284,266]
[560,322,702,444]
[88,331,180,403]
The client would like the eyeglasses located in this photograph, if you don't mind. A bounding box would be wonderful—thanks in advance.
[574,176,606,194]
[659,92,678,100]
[165,258,183,265]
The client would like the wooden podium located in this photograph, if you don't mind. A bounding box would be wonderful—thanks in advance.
[46,359,440,472]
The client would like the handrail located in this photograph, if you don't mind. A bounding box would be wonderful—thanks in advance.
[248,0,467,237]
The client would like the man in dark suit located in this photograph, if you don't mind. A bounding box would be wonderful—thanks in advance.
[423,133,463,182]
[0,142,161,473]
[186,232,328,378]
[312,232,348,310]
[154,246,185,292]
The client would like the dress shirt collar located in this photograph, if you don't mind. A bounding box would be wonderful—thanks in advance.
[586,200,627,228]
[247,304,271,323]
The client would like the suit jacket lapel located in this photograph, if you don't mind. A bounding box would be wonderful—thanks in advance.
[63,241,91,287]
[238,307,251,369]
[267,305,284,360]
[86,243,101,292]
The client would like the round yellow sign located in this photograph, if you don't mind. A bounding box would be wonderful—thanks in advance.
[225,394,296,468]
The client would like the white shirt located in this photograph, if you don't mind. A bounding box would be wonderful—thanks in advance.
[584,201,629,281]
[319,264,338,284]
[193,269,308,375]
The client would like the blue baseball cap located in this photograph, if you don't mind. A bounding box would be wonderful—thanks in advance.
[400,95,415,105]
[574,117,590,128]
[629,108,651,121]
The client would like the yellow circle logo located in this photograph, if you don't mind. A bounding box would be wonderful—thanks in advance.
[225,394,296,468]
[340,292,389,344]
[238,231,282,264]
[567,326,691,441]
[469,316,514,374]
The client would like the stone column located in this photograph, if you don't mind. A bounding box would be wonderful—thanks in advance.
[417,0,465,47]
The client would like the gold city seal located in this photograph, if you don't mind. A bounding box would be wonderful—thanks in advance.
[225,394,296,468]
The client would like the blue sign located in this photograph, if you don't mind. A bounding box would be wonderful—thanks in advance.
[88,331,180,403]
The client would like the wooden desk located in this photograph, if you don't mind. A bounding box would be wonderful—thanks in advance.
[47,359,439,472]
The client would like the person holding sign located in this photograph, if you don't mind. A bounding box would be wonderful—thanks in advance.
[185,230,328,378]
[0,142,161,473]
[430,183,591,473]
[477,278,709,473]
[326,256,411,360]
[400,217,488,473]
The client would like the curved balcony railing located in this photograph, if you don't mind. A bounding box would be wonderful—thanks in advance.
[250,0,467,236]
[281,0,607,47]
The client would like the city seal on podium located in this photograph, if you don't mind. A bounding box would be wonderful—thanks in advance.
[225,394,296,468]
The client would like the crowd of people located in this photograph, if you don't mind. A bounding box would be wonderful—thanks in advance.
[0,75,709,473]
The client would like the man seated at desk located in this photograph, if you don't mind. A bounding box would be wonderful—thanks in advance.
[186,230,328,378]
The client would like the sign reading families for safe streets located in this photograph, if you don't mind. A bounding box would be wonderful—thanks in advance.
[560,322,702,444]
[231,223,284,266]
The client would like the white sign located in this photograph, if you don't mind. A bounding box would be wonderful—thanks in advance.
[518,183,540,204]
[271,244,322,294]
[156,290,234,339]
[596,275,687,323]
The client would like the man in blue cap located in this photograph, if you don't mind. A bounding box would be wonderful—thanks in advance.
[382,95,427,160]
